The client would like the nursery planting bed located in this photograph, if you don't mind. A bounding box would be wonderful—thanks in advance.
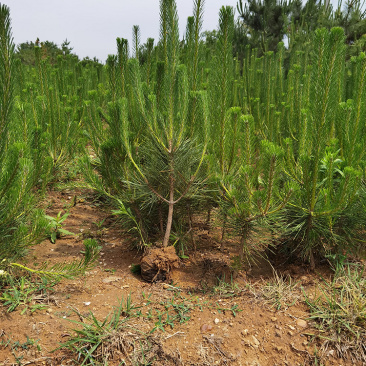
[0,189,363,366]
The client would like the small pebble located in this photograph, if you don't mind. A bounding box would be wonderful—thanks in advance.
[251,335,260,347]
[296,319,307,328]
[201,324,213,333]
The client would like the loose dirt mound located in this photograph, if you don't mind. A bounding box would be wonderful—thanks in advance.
[140,246,180,282]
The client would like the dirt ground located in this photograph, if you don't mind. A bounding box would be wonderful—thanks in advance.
[0,189,363,366]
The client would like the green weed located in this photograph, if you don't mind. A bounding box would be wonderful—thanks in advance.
[212,276,242,298]
[45,211,74,243]
[57,295,172,365]
[0,277,55,314]
[0,335,41,365]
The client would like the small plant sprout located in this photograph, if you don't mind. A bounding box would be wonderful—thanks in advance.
[45,211,75,243]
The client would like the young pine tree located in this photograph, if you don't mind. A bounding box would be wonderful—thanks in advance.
[83,0,209,249]
[281,28,362,268]
[0,4,48,267]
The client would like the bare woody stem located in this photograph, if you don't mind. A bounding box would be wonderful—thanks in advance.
[162,141,174,247]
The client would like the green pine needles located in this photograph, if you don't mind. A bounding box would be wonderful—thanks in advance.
[0,4,47,264]
[81,2,366,268]
[1,0,366,273]
[280,28,363,268]
[84,0,209,249]
[0,4,99,283]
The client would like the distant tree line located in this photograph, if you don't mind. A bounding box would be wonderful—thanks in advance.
[15,0,365,67]
[196,0,365,60]
[234,0,366,57]
[16,38,102,66]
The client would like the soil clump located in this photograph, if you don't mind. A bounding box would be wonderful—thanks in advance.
[140,246,180,282]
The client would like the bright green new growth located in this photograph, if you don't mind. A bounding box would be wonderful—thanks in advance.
[1,0,366,277]
[84,0,209,248]
[81,2,366,268]
[1,2,366,363]
[0,4,48,265]
[0,5,100,283]
[280,28,363,268]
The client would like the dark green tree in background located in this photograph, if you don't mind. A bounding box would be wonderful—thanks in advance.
[16,39,77,65]
[237,0,293,53]
[236,0,366,57]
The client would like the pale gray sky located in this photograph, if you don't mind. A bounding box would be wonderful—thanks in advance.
[3,0,239,62]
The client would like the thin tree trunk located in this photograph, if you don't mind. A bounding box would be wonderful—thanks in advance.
[163,145,174,247]
[221,213,227,251]
[162,174,174,247]
[158,201,164,235]
[187,203,196,252]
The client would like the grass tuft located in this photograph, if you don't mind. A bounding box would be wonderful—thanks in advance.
[304,264,366,362]
[261,271,301,310]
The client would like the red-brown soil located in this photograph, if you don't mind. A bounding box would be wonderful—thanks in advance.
[0,189,363,366]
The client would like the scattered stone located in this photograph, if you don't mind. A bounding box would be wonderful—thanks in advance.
[275,330,282,337]
[251,335,260,348]
[214,318,220,324]
[102,276,122,284]
[288,331,294,336]
[83,302,91,306]
[241,329,249,336]
[271,317,277,322]
[275,346,283,352]
[296,319,308,328]
[287,325,295,330]
[201,324,213,333]
[46,308,52,313]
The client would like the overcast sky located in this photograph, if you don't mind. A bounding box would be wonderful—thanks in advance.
[3,0,240,62]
